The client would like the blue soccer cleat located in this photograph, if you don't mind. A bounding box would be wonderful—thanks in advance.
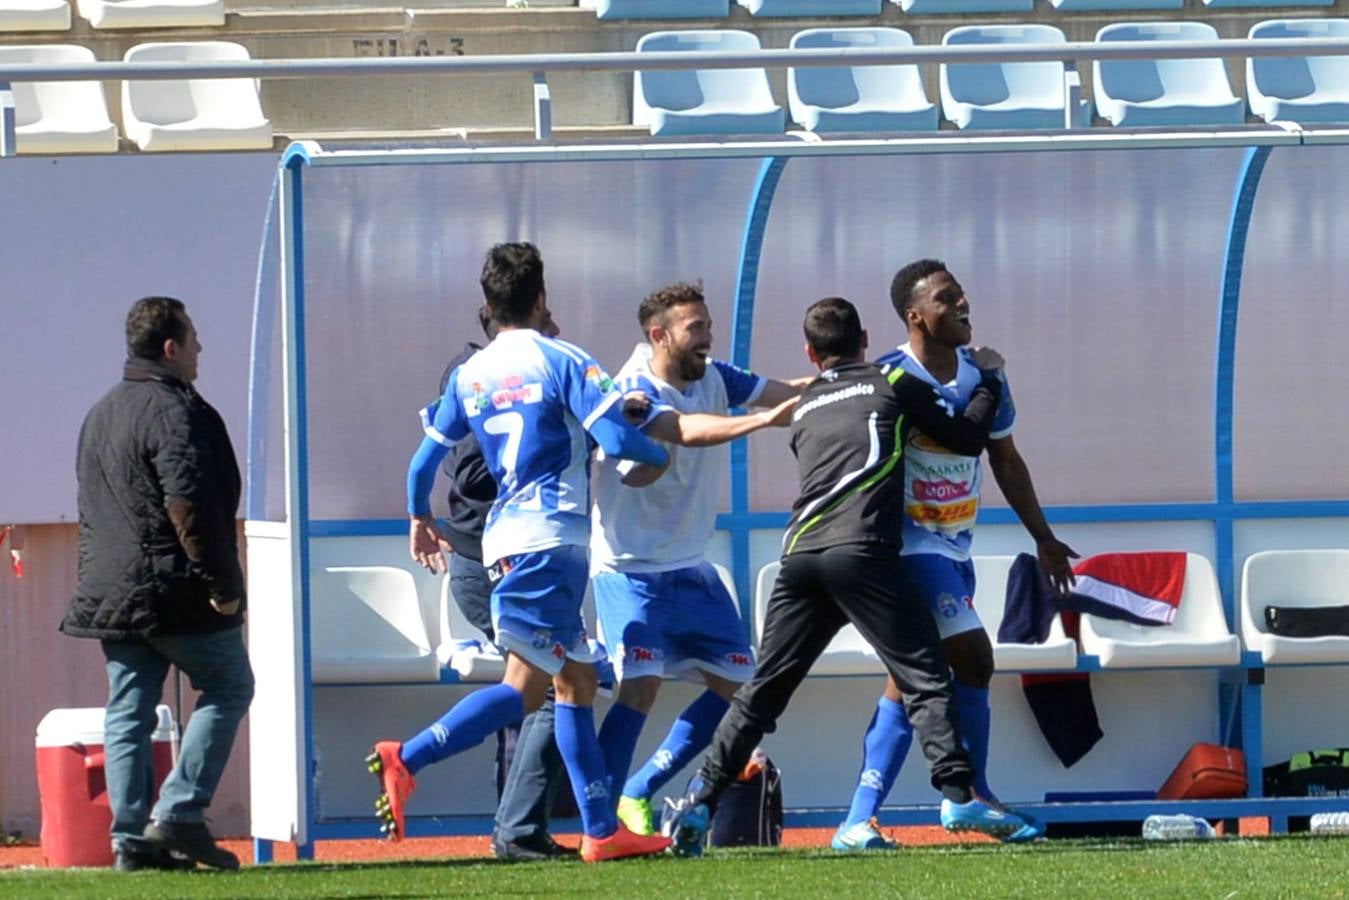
[940,797,1035,841]
[981,795,1045,843]
[661,794,710,858]
[831,818,898,851]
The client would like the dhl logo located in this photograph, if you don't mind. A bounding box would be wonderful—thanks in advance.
[906,499,978,524]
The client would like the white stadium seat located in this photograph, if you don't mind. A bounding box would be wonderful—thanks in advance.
[311,566,440,684]
[0,45,117,154]
[1241,549,1349,665]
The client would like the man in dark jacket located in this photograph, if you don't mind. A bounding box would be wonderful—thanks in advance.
[62,296,254,872]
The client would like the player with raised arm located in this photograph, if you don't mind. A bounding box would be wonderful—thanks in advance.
[367,243,673,863]
[832,260,1076,850]
[663,297,1038,855]
[583,281,802,836]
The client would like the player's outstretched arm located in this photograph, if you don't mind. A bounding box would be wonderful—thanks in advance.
[405,393,467,573]
[987,436,1079,594]
[750,375,813,408]
[643,396,798,449]
[889,366,1001,457]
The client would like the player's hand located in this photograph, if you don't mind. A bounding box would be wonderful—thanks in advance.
[622,391,652,426]
[761,395,800,428]
[410,515,452,574]
[620,459,670,488]
[210,597,241,616]
[1037,537,1080,595]
[970,346,1006,372]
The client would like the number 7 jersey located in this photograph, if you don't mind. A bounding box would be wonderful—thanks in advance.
[420,328,624,566]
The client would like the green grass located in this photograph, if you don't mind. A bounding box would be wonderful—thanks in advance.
[4,838,1349,899]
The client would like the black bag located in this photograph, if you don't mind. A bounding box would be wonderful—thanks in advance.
[1263,748,1349,797]
[666,751,784,849]
[1265,605,1349,638]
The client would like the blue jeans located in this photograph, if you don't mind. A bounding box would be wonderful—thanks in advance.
[101,626,254,852]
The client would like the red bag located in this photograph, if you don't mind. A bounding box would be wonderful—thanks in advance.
[1157,743,1247,800]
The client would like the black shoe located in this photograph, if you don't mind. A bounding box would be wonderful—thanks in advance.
[491,832,579,862]
[114,845,197,872]
[143,821,240,871]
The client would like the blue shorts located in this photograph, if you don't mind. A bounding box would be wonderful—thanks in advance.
[593,562,756,683]
[903,554,984,640]
[491,545,605,676]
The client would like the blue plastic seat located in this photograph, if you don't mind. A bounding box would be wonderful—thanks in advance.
[941,24,1089,129]
[634,30,785,136]
[1204,0,1331,7]
[592,0,729,19]
[894,0,1032,13]
[1050,0,1180,10]
[739,0,881,14]
[1247,18,1349,124]
[789,27,936,132]
[1093,22,1245,127]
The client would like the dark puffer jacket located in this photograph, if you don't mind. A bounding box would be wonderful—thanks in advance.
[62,358,244,640]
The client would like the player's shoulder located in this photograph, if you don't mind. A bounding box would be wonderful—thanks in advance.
[875,344,910,368]
[534,334,592,367]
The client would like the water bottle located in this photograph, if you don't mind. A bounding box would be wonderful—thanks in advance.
[1141,814,1217,840]
[1309,812,1349,835]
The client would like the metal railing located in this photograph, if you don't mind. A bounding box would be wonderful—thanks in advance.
[4,36,1349,154]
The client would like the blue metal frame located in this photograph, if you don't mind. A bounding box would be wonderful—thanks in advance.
[252,139,1349,859]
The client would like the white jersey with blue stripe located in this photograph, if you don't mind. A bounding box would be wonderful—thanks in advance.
[590,344,765,574]
[421,328,623,566]
[875,343,1016,561]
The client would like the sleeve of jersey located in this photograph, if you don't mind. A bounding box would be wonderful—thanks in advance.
[990,372,1016,439]
[406,390,470,517]
[712,359,766,408]
[888,366,999,457]
[560,346,669,467]
[619,374,676,430]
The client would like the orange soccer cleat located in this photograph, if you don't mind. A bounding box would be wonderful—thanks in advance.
[366,741,416,842]
[580,822,673,863]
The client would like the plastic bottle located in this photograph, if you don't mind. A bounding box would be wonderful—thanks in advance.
[1309,812,1349,835]
[1141,814,1217,840]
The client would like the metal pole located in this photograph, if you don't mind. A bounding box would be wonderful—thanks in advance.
[1,83,16,158]
[533,72,551,142]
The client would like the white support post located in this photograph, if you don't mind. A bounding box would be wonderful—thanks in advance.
[533,71,551,142]
[1,83,16,158]
[1064,63,1083,130]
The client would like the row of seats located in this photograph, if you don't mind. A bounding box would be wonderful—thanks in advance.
[1,41,271,153]
[0,0,221,32]
[634,21,1349,135]
[586,0,1335,20]
[311,549,1349,684]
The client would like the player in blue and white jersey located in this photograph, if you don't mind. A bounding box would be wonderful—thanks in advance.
[833,260,1078,850]
[368,243,673,863]
[587,281,805,836]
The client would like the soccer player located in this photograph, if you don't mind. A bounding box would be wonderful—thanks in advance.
[664,297,1037,855]
[586,281,803,836]
[369,243,673,863]
[832,260,1077,850]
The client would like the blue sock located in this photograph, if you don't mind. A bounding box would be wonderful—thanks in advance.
[954,683,993,799]
[597,702,647,806]
[399,683,524,776]
[843,696,913,828]
[554,702,618,839]
[623,690,730,799]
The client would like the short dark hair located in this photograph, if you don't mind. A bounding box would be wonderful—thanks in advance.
[803,296,863,361]
[890,258,948,317]
[125,296,187,361]
[480,242,545,327]
[638,280,705,333]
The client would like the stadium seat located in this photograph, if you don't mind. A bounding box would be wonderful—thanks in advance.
[591,0,728,19]
[121,41,273,152]
[0,0,70,31]
[972,556,1078,671]
[1051,0,1179,9]
[634,30,785,137]
[1078,553,1241,668]
[738,0,881,14]
[1247,19,1349,125]
[1205,0,1332,7]
[1241,550,1349,665]
[436,574,506,683]
[0,45,117,154]
[788,27,937,133]
[941,25,1090,130]
[311,566,440,684]
[76,0,223,30]
[1093,22,1245,128]
[893,0,1032,14]
[753,561,885,676]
